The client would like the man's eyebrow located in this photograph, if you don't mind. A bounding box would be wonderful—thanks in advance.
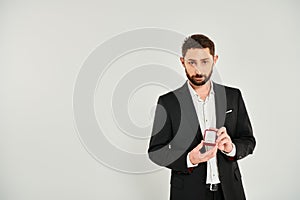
[200,58,210,61]
[186,58,210,61]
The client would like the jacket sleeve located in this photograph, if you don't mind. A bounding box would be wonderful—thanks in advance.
[232,90,256,160]
[147,96,190,173]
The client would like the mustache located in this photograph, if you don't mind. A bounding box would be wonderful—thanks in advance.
[193,74,205,78]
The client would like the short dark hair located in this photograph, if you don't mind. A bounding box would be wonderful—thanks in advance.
[181,34,215,57]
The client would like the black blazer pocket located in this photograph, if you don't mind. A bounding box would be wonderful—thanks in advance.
[234,168,242,181]
[225,109,234,119]
[225,109,233,114]
[170,176,184,190]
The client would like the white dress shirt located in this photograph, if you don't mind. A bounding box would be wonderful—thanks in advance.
[186,80,236,184]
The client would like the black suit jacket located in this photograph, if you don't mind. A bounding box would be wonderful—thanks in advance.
[148,81,256,200]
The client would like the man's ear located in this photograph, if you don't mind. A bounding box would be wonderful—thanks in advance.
[214,55,219,64]
[180,57,185,67]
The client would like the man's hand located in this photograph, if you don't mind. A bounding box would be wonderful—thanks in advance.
[189,140,218,165]
[215,127,233,153]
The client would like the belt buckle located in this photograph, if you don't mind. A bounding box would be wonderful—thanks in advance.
[209,184,218,192]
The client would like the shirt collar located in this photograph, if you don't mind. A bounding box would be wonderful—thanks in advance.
[187,80,215,99]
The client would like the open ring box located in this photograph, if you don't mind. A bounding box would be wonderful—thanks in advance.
[203,129,217,151]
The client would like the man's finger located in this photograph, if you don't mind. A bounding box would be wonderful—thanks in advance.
[216,133,226,142]
[216,135,222,143]
[218,137,229,145]
[217,127,226,136]
[195,140,204,151]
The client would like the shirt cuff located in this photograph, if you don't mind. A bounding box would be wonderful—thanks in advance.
[187,152,198,168]
[222,143,236,157]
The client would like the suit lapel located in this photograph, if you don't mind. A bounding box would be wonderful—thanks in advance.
[175,82,202,140]
[214,82,227,128]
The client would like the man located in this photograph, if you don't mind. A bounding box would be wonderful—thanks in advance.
[148,34,256,200]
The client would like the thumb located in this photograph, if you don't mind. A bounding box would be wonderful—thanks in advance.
[194,140,204,151]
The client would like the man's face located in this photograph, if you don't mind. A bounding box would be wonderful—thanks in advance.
[180,48,217,86]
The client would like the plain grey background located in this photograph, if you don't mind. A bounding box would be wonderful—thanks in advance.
[1,0,300,199]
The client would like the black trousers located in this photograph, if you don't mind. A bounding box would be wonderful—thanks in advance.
[204,185,225,200]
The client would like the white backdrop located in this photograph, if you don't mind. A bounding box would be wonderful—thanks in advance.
[1,0,299,199]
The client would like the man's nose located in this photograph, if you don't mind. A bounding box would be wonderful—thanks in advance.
[194,66,201,74]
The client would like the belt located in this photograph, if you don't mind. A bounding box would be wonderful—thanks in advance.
[206,183,220,191]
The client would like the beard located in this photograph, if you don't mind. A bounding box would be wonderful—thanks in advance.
[185,68,213,86]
